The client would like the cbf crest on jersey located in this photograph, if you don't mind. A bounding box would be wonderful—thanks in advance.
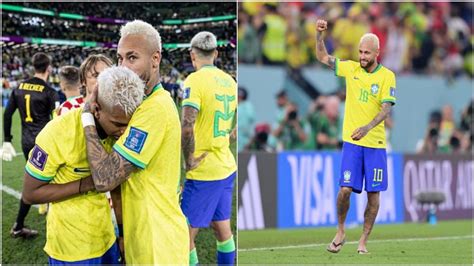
[124,127,148,154]
[371,84,379,95]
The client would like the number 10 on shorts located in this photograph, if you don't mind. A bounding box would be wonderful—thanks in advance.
[373,168,383,182]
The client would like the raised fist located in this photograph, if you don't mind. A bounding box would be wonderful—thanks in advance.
[316,19,328,32]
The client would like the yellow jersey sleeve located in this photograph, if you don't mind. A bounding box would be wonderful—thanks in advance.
[113,104,164,169]
[335,58,358,77]
[381,71,397,105]
[25,123,63,182]
[182,75,201,111]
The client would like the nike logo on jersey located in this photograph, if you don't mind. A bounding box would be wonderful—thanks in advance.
[353,76,359,80]
[372,183,381,187]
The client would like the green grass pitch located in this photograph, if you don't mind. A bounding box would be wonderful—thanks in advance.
[238,219,473,264]
[2,109,236,264]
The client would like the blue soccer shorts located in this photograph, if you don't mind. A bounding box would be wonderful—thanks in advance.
[48,241,120,265]
[181,172,236,228]
[340,142,388,193]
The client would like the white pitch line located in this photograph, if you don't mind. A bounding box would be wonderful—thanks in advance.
[1,184,39,209]
[238,235,474,252]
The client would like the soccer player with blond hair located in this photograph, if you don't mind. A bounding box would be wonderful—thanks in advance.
[315,19,397,254]
[82,20,189,264]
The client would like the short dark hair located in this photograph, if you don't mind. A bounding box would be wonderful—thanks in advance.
[238,87,248,100]
[276,90,287,98]
[191,47,216,59]
[59,66,80,89]
[32,52,51,73]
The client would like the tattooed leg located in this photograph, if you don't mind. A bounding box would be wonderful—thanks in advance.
[358,192,380,252]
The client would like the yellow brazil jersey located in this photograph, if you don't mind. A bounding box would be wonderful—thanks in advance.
[24,108,116,262]
[113,84,189,264]
[182,65,237,181]
[335,59,396,148]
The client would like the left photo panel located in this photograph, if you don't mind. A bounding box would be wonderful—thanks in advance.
[1,2,237,265]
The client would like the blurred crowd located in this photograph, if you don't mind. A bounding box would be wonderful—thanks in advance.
[18,2,234,25]
[416,102,473,154]
[2,2,236,106]
[239,87,471,154]
[2,3,236,44]
[2,44,236,105]
[238,2,473,77]
[239,87,346,153]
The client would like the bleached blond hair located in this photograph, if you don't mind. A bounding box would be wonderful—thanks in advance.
[190,31,218,59]
[359,33,380,50]
[120,20,162,52]
[97,66,145,117]
[191,31,217,51]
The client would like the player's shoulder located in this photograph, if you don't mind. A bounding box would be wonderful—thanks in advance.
[219,69,236,83]
[337,58,359,69]
[381,65,396,79]
[184,71,198,83]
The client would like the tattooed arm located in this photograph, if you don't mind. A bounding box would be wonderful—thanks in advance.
[181,106,207,172]
[22,173,95,204]
[315,19,336,70]
[83,104,136,192]
[351,102,393,141]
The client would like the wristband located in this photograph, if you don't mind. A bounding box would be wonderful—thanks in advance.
[81,113,95,128]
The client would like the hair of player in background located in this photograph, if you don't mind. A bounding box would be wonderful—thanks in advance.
[190,31,217,59]
[31,52,51,73]
[79,54,113,96]
[58,66,81,90]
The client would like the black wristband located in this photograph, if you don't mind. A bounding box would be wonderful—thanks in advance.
[118,224,123,237]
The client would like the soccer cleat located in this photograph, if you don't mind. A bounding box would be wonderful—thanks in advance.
[10,223,39,238]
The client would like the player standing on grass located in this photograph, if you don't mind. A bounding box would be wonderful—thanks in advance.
[181,31,237,265]
[2,52,59,238]
[82,20,189,264]
[315,19,396,254]
[21,66,143,264]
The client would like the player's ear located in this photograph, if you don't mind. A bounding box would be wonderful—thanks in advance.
[152,50,161,69]
[93,104,101,119]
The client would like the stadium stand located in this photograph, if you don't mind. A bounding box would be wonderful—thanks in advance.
[2,2,236,104]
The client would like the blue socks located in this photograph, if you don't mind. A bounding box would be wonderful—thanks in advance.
[216,235,235,265]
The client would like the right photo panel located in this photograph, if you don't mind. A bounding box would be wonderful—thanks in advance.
[237,1,473,264]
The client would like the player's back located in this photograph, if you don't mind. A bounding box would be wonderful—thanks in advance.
[182,65,237,181]
[11,77,58,144]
